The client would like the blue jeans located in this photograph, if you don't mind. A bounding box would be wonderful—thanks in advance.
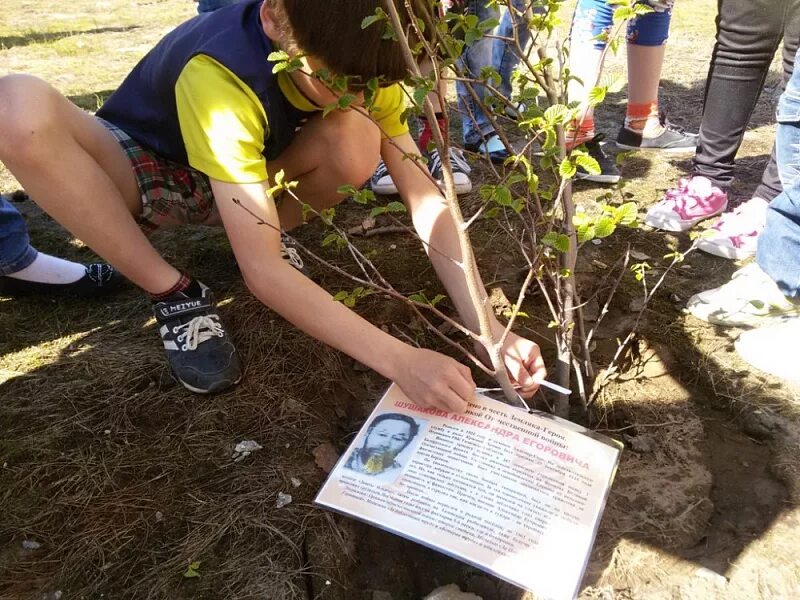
[0,196,37,276]
[457,0,531,147]
[196,0,239,13]
[757,51,800,298]
[572,0,673,49]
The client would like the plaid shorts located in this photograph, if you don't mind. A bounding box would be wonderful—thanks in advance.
[97,117,221,232]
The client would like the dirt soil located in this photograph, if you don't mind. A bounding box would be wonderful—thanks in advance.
[1,1,799,599]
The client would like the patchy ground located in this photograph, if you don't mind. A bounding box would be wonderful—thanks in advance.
[1,1,799,599]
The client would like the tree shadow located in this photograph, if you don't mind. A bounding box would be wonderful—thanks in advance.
[0,26,140,50]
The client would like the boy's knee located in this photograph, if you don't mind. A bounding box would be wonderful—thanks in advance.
[323,110,381,187]
[0,75,61,158]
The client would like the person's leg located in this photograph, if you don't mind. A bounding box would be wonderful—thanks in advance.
[565,0,621,183]
[457,0,503,149]
[756,58,800,298]
[567,0,613,148]
[734,55,800,380]
[625,2,670,134]
[753,0,800,202]
[495,0,532,104]
[266,108,383,231]
[617,1,698,151]
[0,75,183,295]
[0,194,39,278]
[680,0,799,254]
[693,0,787,189]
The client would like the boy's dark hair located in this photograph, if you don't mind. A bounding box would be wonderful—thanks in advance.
[267,0,435,84]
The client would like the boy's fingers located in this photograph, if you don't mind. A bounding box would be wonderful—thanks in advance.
[448,365,476,402]
[441,387,468,413]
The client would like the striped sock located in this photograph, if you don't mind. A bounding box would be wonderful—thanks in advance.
[625,101,661,136]
[150,274,201,302]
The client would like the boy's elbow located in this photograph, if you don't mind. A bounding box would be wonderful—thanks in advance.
[238,256,284,299]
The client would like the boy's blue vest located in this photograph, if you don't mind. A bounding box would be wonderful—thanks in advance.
[97,0,307,164]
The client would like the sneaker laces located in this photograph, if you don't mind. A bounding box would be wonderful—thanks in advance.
[373,159,389,181]
[85,263,115,286]
[430,147,472,175]
[281,241,305,270]
[658,111,687,135]
[662,177,726,214]
[174,314,224,351]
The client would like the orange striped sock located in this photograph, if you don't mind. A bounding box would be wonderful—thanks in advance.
[566,116,595,151]
[625,101,660,135]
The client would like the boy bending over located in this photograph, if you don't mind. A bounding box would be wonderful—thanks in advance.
[0,0,546,412]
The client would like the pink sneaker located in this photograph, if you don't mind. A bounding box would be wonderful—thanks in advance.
[645,176,728,232]
[696,197,768,260]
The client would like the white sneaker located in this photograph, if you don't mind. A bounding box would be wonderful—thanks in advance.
[428,147,473,195]
[735,319,800,382]
[696,197,768,260]
[370,159,397,195]
[686,262,800,327]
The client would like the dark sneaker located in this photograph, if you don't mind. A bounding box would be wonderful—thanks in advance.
[576,135,621,184]
[153,282,242,394]
[616,114,698,152]
[0,263,125,298]
[370,159,397,195]
[428,147,473,195]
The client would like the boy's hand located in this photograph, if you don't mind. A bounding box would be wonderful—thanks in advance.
[500,332,547,398]
[395,348,476,414]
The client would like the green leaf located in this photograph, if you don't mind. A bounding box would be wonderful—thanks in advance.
[506,173,527,186]
[594,216,616,238]
[542,232,570,253]
[322,101,339,118]
[544,104,569,125]
[577,224,596,244]
[575,154,600,175]
[369,206,388,217]
[587,86,607,106]
[616,201,638,226]
[337,94,357,109]
[361,8,386,30]
[322,232,343,247]
[559,158,577,179]
[573,212,592,227]
[183,561,202,579]
[268,51,290,62]
[320,208,336,225]
[409,293,425,303]
[613,6,636,21]
[386,201,407,213]
[430,294,446,307]
[333,291,349,302]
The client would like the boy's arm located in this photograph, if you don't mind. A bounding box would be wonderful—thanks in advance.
[382,133,547,396]
[210,178,475,412]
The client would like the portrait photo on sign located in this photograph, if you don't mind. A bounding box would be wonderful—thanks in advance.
[344,412,426,483]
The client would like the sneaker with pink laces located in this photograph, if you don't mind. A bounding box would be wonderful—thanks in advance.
[696,197,769,260]
[645,176,728,232]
